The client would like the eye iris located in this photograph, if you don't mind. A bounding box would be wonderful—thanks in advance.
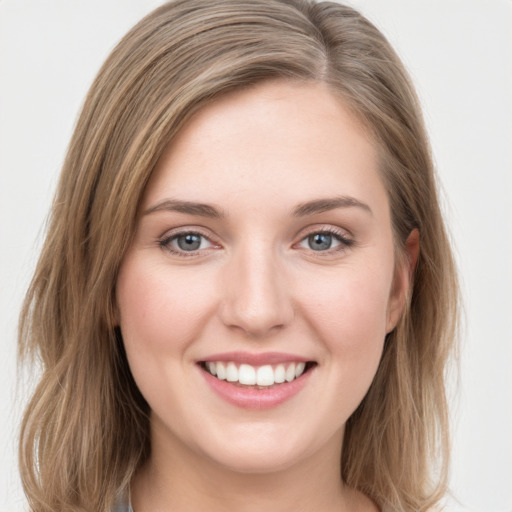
[177,234,202,251]
[308,233,332,251]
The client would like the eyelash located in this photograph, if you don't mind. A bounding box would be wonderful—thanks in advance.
[158,227,354,257]
[296,227,354,255]
[158,229,217,258]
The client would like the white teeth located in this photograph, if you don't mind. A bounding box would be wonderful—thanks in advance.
[226,362,238,382]
[295,362,305,377]
[256,365,274,386]
[285,363,296,382]
[239,364,256,385]
[216,362,226,380]
[274,364,286,383]
[204,361,309,386]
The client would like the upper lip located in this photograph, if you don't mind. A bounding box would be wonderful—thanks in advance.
[198,351,313,366]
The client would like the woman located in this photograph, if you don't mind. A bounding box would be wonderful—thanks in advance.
[18,1,458,511]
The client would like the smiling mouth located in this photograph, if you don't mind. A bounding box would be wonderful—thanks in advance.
[199,361,317,388]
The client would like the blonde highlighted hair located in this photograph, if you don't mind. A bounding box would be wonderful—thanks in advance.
[18,1,458,510]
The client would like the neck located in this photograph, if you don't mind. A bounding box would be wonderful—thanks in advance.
[130,422,376,512]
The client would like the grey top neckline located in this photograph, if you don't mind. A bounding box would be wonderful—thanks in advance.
[112,492,133,512]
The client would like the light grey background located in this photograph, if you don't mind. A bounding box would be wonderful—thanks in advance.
[1,1,511,511]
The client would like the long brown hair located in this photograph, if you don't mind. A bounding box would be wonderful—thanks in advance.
[18,1,459,510]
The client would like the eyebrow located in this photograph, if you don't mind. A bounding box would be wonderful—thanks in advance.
[292,196,373,217]
[143,195,372,219]
[143,199,225,218]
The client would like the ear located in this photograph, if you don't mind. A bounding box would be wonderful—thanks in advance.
[386,229,420,333]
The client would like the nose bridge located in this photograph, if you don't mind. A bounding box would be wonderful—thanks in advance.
[219,239,293,336]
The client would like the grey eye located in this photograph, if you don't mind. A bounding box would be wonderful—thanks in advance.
[307,233,333,251]
[176,233,203,251]
[160,231,216,255]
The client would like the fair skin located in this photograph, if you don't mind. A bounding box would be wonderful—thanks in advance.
[116,80,418,512]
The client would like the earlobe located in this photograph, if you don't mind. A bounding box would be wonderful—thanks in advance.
[386,229,420,333]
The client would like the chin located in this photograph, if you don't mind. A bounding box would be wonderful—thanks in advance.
[195,423,334,476]
[206,447,308,475]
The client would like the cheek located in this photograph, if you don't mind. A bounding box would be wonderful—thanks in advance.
[297,262,393,367]
[298,265,392,415]
[116,256,215,359]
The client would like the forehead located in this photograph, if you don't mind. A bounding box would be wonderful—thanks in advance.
[143,80,386,216]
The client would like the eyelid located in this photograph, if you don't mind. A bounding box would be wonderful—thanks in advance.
[293,225,355,253]
[158,227,221,256]
[295,224,353,241]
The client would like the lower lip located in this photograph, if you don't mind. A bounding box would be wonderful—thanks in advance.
[199,366,313,410]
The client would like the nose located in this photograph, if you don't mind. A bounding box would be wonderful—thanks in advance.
[218,244,294,337]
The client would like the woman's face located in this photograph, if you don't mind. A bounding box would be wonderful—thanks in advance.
[116,81,412,474]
